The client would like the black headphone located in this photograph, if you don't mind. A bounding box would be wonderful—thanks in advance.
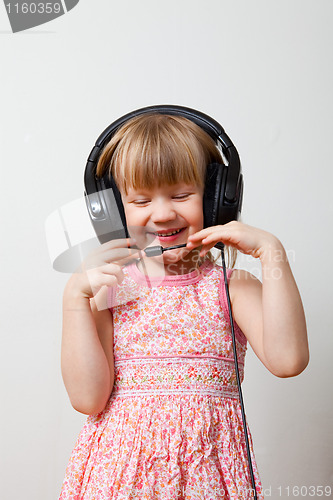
[84,105,243,246]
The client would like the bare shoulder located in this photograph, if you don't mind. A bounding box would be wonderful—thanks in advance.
[228,269,263,337]
[229,269,262,296]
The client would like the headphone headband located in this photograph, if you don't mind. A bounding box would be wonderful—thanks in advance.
[94,105,225,146]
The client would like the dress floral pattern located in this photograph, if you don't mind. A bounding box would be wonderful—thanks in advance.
[59,260,264,499]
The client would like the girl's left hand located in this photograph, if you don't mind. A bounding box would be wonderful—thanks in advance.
[186,221,282,260]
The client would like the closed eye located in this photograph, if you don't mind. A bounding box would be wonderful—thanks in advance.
[132,199,150,206]
[172,193,192,200]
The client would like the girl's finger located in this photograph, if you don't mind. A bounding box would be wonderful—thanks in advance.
[101,236,143,255]
[85,243,141,268]
[187,230,225,249]
[201,233,225,244]
[187,232,221,248]
[187,229,213,241]
[99,237,137,252]
[113,250,144,266]
[87,262,126,289]
[188,222,240,243]
[188,224,227,238]
[101,247,141,263]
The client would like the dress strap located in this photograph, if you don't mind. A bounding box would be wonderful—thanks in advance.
[218,267,247,346]
[107,284,117,310]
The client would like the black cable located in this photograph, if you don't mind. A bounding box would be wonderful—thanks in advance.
[220,244,258,500]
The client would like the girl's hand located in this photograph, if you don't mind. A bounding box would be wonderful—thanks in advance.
[64,238,141,300]
[187,221,309,378]
[186,221,283,260]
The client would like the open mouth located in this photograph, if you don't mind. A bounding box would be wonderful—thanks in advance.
[154,228,183,236]
[148,227,186,241]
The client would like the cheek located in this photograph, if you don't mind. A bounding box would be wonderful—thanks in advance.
[198,211,204,229]
[190,203,204,230]
[123,205,143,226]
[123,206,155,249]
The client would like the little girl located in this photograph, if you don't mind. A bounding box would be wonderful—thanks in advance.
[59,111,309,500]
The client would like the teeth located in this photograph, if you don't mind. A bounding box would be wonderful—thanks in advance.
[155,229,182,237]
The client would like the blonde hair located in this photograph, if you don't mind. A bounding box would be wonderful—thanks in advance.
[96,113,237,268]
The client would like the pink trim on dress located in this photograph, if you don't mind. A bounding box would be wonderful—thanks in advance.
[107,285,116,310]
[114,353,244,364]
[107,259,215,308]
[127,259,214,286]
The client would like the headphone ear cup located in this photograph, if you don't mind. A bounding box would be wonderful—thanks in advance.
[101,174,129,238]
[203,163,243,228]
[85,173,129,244]
[203,163,227,227]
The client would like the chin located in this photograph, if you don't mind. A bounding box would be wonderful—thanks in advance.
[165,247,202,268]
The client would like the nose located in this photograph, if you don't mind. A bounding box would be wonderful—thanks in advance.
[150,198,177,223]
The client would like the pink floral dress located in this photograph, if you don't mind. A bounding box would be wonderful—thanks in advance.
[59,260,264,499]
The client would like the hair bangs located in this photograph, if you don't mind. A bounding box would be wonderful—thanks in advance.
[115,125,207,193]
[97,113,222,195]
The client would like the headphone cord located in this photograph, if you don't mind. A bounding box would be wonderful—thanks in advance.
[220,245,258,500]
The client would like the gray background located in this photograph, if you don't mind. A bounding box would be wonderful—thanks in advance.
[1,1,332,498]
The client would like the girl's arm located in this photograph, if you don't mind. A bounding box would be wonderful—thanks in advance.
[61,238,139,415]
[187,222,309,377]
[61,283,114,415]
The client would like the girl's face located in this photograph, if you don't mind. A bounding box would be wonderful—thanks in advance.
[121,182,204,275]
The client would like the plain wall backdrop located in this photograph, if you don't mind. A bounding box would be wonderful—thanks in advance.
[1,1,332,498]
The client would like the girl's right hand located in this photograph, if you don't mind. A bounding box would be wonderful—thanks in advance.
[64,238,141,300]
